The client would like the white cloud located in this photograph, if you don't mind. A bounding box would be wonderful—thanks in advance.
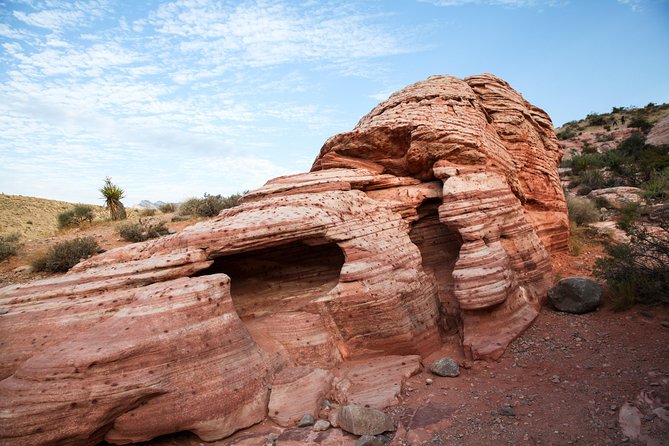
[617,0,643,11]
[12,0,110,32]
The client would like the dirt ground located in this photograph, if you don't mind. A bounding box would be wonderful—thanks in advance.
[1,222,667,446]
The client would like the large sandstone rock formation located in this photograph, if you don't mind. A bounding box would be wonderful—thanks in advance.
[0,74,568,445]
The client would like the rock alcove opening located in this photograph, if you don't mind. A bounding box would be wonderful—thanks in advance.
[409,198,463,333]
[193,240,345,320]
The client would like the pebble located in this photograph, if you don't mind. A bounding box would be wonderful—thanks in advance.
[550,375,561,383]
[297,413,314,427]
[312,419,330,432]
[426,378,433,385]
[661,321,669,328]
[499,406,516,417]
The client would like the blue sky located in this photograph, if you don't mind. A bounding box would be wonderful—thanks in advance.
[1,0,668,206]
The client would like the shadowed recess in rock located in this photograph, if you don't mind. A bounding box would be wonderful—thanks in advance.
[409,199,463,334]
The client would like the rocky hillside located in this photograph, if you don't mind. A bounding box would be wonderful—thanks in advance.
[556,102,669,158]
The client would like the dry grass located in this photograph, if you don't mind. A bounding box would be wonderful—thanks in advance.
[0,193,146,241]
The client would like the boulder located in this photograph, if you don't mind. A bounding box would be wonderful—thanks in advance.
[587,187,644,209]
[0,73,568,444]
[548,278,602,314]
[429,357,460,377]
[338,405,395,436]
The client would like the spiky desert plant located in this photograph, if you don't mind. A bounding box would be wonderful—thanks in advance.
[100,177,127,221]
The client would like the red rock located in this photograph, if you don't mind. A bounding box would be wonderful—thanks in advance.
[0,74,568,444]
[268,367,333,427]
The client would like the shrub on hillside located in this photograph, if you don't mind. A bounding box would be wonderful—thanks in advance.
[566,195,600,226]
[57,204,94,229]
[0,233,20,261]
[119,220,170,243]
[178,192,245,217]
[642,168,669,200]
[628,116,653,133]
[138,208,156,217]
[158,203,177,213]
[594,221,669,310]
[587,113,608,126]
[557,128,577,140]
[32,237,99,273]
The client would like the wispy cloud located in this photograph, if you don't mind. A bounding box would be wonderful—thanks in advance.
[418,0,565,6]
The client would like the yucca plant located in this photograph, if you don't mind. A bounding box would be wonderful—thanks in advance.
[100,177,127,221]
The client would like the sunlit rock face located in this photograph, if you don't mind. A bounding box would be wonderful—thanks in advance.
[0,74,568,445]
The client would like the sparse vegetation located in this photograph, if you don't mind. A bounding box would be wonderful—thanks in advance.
[158,203,177,213]
[566,195,600,226]
[178,192,245,218]
[100,177,127,221]
[119,219,170,243]
[32,237,99,273]
[0,233,20,261]
[57,204,94,229]
[594,221,669,310]
[138,208,157,217]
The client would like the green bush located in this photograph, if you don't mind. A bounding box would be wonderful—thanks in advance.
[578,169,610,190]
[594,221,669,310]
[557,128,577,140]
[570,152,605,175]
[57,204,94,229]
[119,220,170,243]
[628,116,653,133]
[566,195,600,226]
[178,192,244,217]
[617,202,641,232]
[158,203,177,213]
[587,113,607,126]
[643,168,669,200]
[0,233,20,261]
[32,237,99,273]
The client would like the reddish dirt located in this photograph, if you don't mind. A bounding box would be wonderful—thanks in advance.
[2,227,667,446]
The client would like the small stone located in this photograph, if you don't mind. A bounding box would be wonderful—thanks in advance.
[312,419,330,432]
[499,406,515,417]
[356,435,385,446]
[550,375,560,383]
[661,321,669,328]
[297,413,314,427]
[429,357,460,377]
[425,378,433,385]
[167,228,177,234]
[266,432,279,446]
[338,405,394,436]
[0,309,8,315]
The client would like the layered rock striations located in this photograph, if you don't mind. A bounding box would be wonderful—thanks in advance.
[0,74,568,445]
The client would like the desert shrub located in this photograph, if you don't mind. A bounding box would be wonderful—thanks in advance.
[178,192,244,217]
[617,202,641,232]
[57,204,94,229]
[138,208,156,217]
[568,221,585,255]
[566,195,600,226]
[557,128,577,140]
[593,196,612,209]
[582,141,597,154]
[618,132,646,156]
[0,233,20,261]
[571,152,605,175]
[100,177,127,221]
[594,221,669,310]
[628,116,653,133]
[578,169,610,190]
[32,237,99,273]
[587,113,607,126]
[158,203,177,213]
[642,168,669,200]
[119,220,169,243]
[596,133,615,142]
[576,185,592,196]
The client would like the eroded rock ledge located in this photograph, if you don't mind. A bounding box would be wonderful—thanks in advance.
[0,74,568,445]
